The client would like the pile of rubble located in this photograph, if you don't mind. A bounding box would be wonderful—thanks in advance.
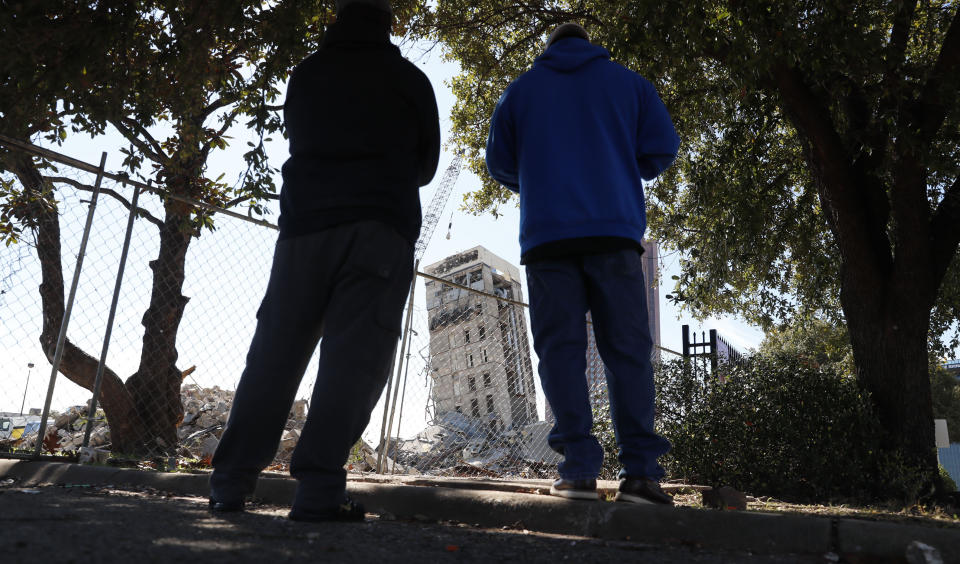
[2,384,309,466]
[0,405,110,454]
[176,384,309,462]
[373,412,561,478]
[5,387,562,479]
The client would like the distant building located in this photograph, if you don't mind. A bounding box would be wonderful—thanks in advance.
[424,247,538,431]
[945,359,960,381]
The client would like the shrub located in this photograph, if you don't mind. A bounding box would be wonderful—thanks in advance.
[658,354,890,502]
[593,353,928,503]
[941,465,958,493]
[591,396,620,480]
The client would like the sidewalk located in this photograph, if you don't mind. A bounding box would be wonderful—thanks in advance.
[2,459,958,563]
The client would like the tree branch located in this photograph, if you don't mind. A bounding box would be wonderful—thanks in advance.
[224,192,279,208]
[200,107,242,159]
[110,118,166,164]
[122,117,167,158]
[771,63,892,277]
[198,96,234,122]
[856,1,917,169]
[916,5,960,145]
[930,175,960,289]
[887,0,917,81]
[44,176,164,229]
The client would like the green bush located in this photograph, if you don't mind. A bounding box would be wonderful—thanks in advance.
[591,395,620,481]
[658,354,888,502]
[593,353,929,503]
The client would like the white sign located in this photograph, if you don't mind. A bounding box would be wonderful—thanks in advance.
[935,419,949,448]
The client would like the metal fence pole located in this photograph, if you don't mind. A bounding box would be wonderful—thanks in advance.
[34,152,108,456]
[82,183,142,450]
[709,329,719,373]
[389,341,416,474]
[377,260,419,473]
[391,340,418,474]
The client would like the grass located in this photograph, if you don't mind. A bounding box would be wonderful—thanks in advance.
[666,490,960,529]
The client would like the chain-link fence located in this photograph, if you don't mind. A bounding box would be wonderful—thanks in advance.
[1,136,667,480]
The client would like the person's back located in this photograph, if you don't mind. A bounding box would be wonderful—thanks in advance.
[486,23,679,506]
[486,32,677,258]
[210,0,440,522]
[279,2,439,244]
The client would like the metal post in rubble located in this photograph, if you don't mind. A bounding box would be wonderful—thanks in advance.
[389,339,416,474]
[34,152,108,456]
[375,347,397,472]
[391,339,420,474]
[82,183,142,451]
[377,260,419,473]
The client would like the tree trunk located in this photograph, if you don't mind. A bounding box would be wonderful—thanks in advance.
[125,197,192,455]
[12,154,144,453]
[772,63,945,496]
[842,271,938,483]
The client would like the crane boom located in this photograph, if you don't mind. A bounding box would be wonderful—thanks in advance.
[414,153,462,262]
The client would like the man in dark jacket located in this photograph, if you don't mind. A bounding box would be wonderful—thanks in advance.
[486,23,679,504]
[210,0,440,522]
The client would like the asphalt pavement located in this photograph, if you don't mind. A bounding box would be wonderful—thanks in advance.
[2,460,958,563]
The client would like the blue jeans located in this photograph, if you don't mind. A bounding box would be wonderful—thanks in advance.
[526,249,670,481]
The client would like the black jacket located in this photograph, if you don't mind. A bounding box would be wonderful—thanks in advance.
[278,9,441,245]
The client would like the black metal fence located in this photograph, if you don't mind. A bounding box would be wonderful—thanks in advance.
[681,324,746,377]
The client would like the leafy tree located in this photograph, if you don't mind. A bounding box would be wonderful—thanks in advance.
[762,319,960,443]
[1,0,434,453]
[758,317,855,375]
[414,1,960,493]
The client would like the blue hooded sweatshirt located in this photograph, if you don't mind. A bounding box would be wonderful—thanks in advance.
[486,38,680,257]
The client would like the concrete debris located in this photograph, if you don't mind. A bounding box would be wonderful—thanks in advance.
[176,385,308,463]
[375,412,560,478]
[197,436,220,461]
[78,446,110,465]
[2,384,310,468]
[4,384,561,479]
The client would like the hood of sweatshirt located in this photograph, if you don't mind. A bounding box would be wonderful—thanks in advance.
[534,37,610,73]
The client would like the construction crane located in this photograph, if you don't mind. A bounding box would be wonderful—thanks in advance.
[377,152,462,473]
[414,152,462,262]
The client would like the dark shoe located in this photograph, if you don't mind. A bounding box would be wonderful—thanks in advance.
[615,477,673,505]
[208,497,245,513]
[549,478,599,500]
[288,497,366,522]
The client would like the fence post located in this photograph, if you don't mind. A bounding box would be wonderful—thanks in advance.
[681,324,691,358]
[34,152,108,456]
[82,183,142,451]
[391,338,416,474]
[709,329,719,373]
[378,260,419,473]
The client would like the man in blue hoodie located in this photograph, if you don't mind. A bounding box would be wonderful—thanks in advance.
[486,23,680,504]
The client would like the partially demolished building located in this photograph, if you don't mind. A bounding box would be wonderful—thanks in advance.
[423,246,539,432]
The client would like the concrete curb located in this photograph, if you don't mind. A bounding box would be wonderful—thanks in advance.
[3,460,959,561]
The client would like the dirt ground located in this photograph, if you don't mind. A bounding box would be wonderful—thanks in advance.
[0,483,822,563]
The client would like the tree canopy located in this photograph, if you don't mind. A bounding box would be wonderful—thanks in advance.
[416,1,959,342]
